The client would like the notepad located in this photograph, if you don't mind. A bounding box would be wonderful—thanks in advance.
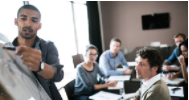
[108,81,123,90]
[127,61,137,66]
[89,91,122,100]
[122,93,136,99]
[161,77,184,85]
[108,75,131,81]
[162,65,178,71]
[168,86,184,97]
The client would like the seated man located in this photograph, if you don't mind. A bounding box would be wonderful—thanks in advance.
[125,47,171,100]
[99,38,132,77]
[163,33,186,71]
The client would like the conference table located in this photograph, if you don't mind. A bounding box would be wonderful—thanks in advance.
[91,62,187,100]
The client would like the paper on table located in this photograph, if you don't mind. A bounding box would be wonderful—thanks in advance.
[161,76,184,85]
[89,91,122,100]
[108,81,123,90]
[117,68,125,71]
[168,86,184,97]
[127,62,137,66]
[162,65,178,71]
[170,65,178,67]
[122,93,136,99]
[108,75,131,81]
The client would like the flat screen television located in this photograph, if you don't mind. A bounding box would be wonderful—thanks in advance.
[142,13,170,30]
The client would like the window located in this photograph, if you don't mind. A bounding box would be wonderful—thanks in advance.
[29,1,89,88]
[72,1,89,55]
[0,1,89,89]
[0,1,23,41]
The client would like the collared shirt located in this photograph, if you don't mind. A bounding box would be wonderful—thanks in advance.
[99,50,129,77]
[141,74,161,94]
[164,47,179,65]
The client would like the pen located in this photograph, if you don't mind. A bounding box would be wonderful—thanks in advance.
[171,87,181,94]
[3,46,16,51]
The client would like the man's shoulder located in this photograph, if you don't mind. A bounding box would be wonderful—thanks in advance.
[103,50,110,54]
[39,38,53,46]
[147,80,171,100]
[173,47,179,53]
[117,51,124,56]
[101,50,110,57]
[149,80,167,92]
[39,38,56,50]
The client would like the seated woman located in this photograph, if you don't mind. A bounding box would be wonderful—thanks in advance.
[167,39,188,83]
[74,45,118,100]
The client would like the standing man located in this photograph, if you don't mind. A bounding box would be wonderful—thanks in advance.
[99,38,132,77]
[1,5,64,100]
[125,47,171,100]
[163,33,186,71]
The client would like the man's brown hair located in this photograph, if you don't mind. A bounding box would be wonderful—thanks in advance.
[174,33,186,40]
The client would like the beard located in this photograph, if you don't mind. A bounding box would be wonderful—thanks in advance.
[19,27,37,39]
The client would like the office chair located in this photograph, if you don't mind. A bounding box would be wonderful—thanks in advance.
[64,79,75,100]
[72,54,84,68]
[124,81,141,93]
[124,68,141,93]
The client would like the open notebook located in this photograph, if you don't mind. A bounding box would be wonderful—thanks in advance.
[108,81,123,90]
[108,75,131,81]
[161,75,184,85]
[89,91,122,100]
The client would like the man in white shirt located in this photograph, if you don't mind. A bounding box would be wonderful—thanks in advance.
[125,47,171,100]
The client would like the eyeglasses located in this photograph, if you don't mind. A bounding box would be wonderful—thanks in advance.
[88,54,98,58]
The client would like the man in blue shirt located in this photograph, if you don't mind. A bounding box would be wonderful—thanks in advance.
[163,33,186,71]
[99,38,132,77]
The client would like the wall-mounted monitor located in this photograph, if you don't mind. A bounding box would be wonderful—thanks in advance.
[142,13,170,30]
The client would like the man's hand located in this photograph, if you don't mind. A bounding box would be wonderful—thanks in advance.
[15,46,41,72]
[178,55,185,65]
[130,98,137,100]
[165,73,175,80]
[123,68,132,75]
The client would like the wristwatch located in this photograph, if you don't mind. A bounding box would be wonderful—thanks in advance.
[35,61,45,72]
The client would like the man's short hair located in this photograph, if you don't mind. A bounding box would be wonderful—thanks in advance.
[110,38,122,46]
[174,33,186,40]
[17,5,41,19]
[136,47,163,74]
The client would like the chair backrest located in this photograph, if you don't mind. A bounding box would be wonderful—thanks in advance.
[64,79,75,100]
[124,81,140,93]
[121,48,130,55]
[72,54,84,68]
